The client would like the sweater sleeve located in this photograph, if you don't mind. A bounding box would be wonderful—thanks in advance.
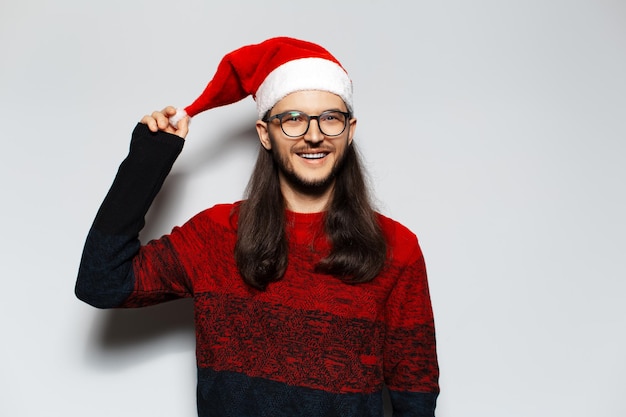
[75,123,185,308]
[384,234,440,416]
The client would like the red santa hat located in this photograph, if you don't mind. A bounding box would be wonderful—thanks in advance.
[170,37,353,126]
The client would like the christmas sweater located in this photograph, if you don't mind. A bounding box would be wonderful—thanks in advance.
[76,123,439,416]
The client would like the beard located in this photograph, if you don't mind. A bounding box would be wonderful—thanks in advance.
[269,134,349,195]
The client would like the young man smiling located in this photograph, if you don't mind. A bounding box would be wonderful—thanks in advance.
[257,90,355,213]
[76,37,440,416]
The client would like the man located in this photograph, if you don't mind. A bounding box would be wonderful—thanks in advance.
[76,37,439,416]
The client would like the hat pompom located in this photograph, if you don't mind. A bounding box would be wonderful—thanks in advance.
[168,108,188,129]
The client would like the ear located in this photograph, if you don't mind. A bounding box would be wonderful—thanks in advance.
[255,120,272,150]
[347,117,357,146]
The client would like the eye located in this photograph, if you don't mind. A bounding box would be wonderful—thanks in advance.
[282,111,305,124]
[320,111,345,123]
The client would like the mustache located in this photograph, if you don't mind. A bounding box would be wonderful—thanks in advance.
[266,130,336,154]
[292,145,334,153]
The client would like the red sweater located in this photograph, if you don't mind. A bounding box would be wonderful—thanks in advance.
[76,123,439,416]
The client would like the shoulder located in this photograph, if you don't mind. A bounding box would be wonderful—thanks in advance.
[376,212,423,264]
[376,212,418,245]
[183,202,240,232]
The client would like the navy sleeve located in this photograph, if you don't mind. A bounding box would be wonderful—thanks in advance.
[75,123,185,308]
[388,390,438,417]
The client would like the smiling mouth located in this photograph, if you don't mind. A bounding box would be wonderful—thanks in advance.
[298,152,328,160]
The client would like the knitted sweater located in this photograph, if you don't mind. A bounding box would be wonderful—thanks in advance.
[76,123,439,416]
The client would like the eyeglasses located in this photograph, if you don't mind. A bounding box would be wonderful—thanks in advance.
[264,110,351,138]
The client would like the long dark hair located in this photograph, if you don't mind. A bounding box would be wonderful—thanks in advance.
[234,142,387,290]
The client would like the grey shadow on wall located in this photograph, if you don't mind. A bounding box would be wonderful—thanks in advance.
[84,116,259,370]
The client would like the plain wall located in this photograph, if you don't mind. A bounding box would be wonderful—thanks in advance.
[1,1,625,416]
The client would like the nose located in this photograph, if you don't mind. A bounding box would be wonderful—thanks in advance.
[304,118,324,144]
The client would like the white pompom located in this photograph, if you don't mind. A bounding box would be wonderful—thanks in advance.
[169,108,188,129]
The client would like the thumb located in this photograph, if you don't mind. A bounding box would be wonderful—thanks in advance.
[175,116,190,139]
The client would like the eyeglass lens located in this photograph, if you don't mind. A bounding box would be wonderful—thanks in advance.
[277,111,348,137]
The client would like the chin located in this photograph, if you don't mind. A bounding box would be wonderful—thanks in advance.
[285,171,336,193]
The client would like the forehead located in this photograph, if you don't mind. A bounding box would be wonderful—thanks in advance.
[272,90,348,113]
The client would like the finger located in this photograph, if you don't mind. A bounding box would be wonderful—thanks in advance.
[140,115,158,132]
[152,111,169,130]
[162,106,177,116]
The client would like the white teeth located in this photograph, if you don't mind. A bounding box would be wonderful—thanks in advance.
[300,153,326,159]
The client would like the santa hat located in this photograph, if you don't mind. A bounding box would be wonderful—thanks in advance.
[170,37,353,126]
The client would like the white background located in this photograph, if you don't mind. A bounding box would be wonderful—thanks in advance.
[1,1,625,416]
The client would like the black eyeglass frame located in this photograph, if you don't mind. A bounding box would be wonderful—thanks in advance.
[264,110,352,138]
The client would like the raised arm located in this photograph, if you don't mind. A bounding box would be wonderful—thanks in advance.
[75,108,188,308]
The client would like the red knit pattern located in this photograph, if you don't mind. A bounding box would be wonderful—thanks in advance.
[126,204,438,394]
